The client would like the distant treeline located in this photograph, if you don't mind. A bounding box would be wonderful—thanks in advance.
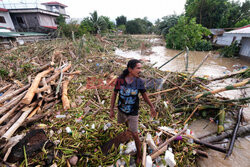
[57,0,249,51]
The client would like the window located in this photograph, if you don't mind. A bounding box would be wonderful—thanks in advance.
[0,16,6,23]
[16,17,24,24]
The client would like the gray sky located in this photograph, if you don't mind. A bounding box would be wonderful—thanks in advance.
[0,0,247,23]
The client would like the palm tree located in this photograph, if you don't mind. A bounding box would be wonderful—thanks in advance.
[89,11,106,34]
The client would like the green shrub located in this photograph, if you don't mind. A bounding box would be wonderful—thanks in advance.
[219,41,240,57]
[0,68,9,78]
[195,40,213,51]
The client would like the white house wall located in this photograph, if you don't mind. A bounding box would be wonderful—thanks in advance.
[239,38,250,57]
[0,12,15,30]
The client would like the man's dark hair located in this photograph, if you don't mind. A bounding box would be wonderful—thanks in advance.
[119,59,141,78]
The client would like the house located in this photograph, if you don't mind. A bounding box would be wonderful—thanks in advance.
[239,37,250,58]
[215,25,250,46]
[1,1,69,33]
[0,8,15,31]
[41,1,67,15]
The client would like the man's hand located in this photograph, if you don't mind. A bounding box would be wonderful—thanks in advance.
[150,107,156,118]
[109,109,115,119]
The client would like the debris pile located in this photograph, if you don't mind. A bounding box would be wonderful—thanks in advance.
[0,35,249,166]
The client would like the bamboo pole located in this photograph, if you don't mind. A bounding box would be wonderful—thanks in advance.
[183,105,200,125]
[181,53,210,87]
[22,68,54,104]
[211,68,249,81]
[158,50,185,69]
[185,46,189,72]
[0,84,12,93]
[0,84,30,104]
[150,128,186,159]
[218,106,225,134]
[0,91,27,115]
[225,108,243,158]
[195,78,250,99]
[1,102,37,141]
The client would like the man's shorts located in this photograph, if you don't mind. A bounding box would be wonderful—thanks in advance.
[117,110,138,133]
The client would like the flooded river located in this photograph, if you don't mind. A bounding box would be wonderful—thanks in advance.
[115,36,250,167]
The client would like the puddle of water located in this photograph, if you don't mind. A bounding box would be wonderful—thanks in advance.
[115,37,250,167]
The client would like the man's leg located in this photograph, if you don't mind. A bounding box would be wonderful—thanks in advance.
[128,115,142,165]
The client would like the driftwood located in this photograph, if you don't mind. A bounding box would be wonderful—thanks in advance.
[183,105,200,125]
[200,124,250,143]
[0,84,29,104]
[142,141,147,167]
[0,103,21,125]
[1,102,37,141]
[0,91,27,115]
[45,64,71,85]
[62,76,73,110]
[225,108,243,158]
[42,78,51,94]
[35,62,55,73]
[158,50,185,69]
[193,139,226,153]
[0,84,12,93]
[0,112,22,137]
[150,128,187,159]
[22,68,54,104]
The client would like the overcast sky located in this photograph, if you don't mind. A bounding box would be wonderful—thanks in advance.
[0,0,247,23]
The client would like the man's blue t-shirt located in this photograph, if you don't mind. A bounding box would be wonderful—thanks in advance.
[114,77,146,116]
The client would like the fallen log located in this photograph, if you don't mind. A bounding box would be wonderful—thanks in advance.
[0,91,27,115]
[22,68,54,104]
[193,139,226,153]
[1,102,37,141]
[195,78,250,99]
[35,62,55,73]
[42,78,51,94]
[200,124,250,143]
[0,84,12,93]
[0,84,30,104]
[225,108,243,158]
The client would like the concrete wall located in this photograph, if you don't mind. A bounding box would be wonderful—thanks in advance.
[240,38,250,57]
[10,13,57,33]
[0,12,15,30]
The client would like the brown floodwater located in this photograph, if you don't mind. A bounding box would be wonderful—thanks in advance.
[115,37,250,167]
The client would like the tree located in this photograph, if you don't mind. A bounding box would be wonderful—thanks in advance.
[101,16,116,31]
[125,20,143,34]
[166,17,211,51]
[185,0,250,28]
[79,17,95,34]
[155,14,180,36]
[185,0,228,28]
[89,11,107,34]
[235,19,250,27]
[116,15,127,26]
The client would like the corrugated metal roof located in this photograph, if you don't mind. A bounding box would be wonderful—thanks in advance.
[0,8,8,12]
[226,27,250,34]
[0,32,47,38]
